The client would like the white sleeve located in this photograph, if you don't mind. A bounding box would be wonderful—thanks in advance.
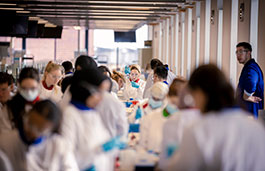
[136,80,145,100]
[115,101,129,141]
[143,73,153,99]
[167,127,205,171]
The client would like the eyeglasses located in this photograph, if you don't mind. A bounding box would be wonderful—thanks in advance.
[48,73,61,80]
[235,50,248,55]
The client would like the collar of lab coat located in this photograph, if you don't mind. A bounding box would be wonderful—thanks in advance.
[42,80,54,90]
[129,78,140,83]
[163,81,168,85]
[71,100,93,111]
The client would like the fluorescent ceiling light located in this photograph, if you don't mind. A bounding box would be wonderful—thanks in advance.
[45,23,57,27]
[38,19,48,24]
[0,7,24,10]
[29,16,40,20]
[16,10,30,13]
[0,3,16,6]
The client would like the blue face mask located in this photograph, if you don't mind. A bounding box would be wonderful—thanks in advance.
[165,103,178,114]
[149,98,163,109]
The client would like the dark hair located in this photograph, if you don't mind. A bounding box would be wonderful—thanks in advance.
[150,59,163,70]
[61,76,72,93]
[154,65,168,80]
[62,61,73,73]
[29,100,62,133]
[72,68,108,87]
[0,72,13,85]
[188,64,235,113]
[236,42,252,52]
[168,78,186,97]
[75,55,97,70]
[18,67,39,83]
[130,66,140,73]
[98,65,111,77]
[70,81,99,104]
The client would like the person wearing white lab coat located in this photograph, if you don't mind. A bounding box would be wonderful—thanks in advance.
[0,100,72,171]
[61,77,125,171]
[123,64,146,100]
[143,59,176,99]
[144,65,169,99]
[159,86,200,170]
[96,91,129,141]
[166,64,265,171]
[128,82,168,123]
[139,78,186,154]
[39,61,63,103]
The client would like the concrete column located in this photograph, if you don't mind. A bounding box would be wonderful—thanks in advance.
[195,2,201,68]
[181,12,186,77]
[229,0,239,87]
[187,8,193,78]
[174,13,180,75]
[205,0,211,64]
[258,0,265,107]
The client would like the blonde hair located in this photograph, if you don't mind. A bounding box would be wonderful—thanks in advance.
[43,61,64,80]
[112,70,125,83]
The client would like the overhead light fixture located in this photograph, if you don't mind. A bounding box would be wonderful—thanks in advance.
[29,16,40,21]
[16,10,30,14]
[73,26,81,30]
[45,23,57,27]
[0,3,16,6]
[38,19,48,24]
[0,7,24,10]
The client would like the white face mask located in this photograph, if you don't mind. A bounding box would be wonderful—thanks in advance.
[19,88,39,102]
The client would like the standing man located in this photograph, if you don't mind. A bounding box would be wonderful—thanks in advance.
[236,42,264,118]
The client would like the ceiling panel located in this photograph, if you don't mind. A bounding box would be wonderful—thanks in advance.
[0,0,197,31]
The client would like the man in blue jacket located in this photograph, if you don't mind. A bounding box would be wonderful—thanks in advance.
[236,42,264,118]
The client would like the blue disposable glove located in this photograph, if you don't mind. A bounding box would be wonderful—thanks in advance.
[125,66,131,75]
[131,81,140,88]
[102,136,127,152]
[129,124,140,133]
[84,165,96,171]
[135,107,142,120]
[124,101,132,108]
[166,144,178,158]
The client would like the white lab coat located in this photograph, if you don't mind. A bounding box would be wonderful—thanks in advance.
[143,70,176,99]
[39,84,63,103]
[139,108,171,153]
[123,78,146,100]
[167,70,176,86]
[0,130,28,171]
[159,109,200,170]
[61,104,113,171]
[0,103,13,133]
[27,134,79,171]
[167,108,265,171]
[96,91,129,141]
[0,149,12,171]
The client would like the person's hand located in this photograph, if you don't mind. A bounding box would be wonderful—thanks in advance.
[131,81,140,88]
[135,107,142,120]
[166,144,178,158]
[243,93,262,103]
[124,66,131,75]
[102,136,127,152]
[124,101,132,108]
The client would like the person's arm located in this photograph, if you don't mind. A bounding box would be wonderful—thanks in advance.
[242,66,262,103]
